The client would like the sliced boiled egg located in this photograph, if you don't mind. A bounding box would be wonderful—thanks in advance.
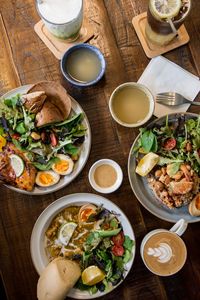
[52,154,74,175]
[78,204,97,223]
[35,170,60,187]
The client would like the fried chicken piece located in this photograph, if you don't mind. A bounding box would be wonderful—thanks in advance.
[0,143,37,191]
[0,151,16,185]
[169,180,193,195]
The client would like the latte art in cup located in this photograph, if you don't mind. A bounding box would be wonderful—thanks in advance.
[147,242,173,263]
[143,231,187,276]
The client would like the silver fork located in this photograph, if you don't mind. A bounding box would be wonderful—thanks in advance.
[156,92,200,106]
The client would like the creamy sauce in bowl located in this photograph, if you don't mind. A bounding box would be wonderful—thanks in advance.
[93,164,117,188]
[89,159,123,194]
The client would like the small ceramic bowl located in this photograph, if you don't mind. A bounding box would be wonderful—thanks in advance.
[109,82,155,128]
[60,43,106,87]
[88,159,123,194]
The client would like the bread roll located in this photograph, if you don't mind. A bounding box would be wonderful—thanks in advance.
[37,258,81,300]
[189,193,200,217]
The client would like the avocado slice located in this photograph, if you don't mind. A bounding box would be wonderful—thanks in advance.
[96,228,121,237]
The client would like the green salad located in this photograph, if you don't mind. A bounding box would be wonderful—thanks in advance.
[133,115,200,174]
[45,204,135,294]
[133,114,200,209]
[0,93,87,190]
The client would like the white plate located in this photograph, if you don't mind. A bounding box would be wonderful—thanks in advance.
[1,85,91,195]
[30,193,136,299]
[128,113,200,223]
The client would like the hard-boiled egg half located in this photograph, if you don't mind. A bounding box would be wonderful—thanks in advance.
[36,170,60,187]
[52,154,74,175]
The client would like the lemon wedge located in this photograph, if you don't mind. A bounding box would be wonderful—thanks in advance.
[58,222,77,246]
[150,0,182,19]
[82,266,105,286]
[136,152,159,177]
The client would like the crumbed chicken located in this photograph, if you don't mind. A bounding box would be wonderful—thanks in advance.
[0,143,36,191]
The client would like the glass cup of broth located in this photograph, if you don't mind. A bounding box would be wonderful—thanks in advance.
[109,82,154,128]
[36,0,83,40]
[145,0,191,46]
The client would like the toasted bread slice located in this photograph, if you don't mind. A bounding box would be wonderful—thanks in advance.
[22,91,47,113]
[27,81,71,127]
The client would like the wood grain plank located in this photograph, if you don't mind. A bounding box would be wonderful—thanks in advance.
[0,0,200,299]
[0,13,21,95]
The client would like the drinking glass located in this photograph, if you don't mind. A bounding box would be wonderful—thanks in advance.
[145,0,191,46]
[36,0,83,40]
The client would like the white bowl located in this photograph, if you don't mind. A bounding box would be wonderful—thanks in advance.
[88,159,123,193]
[30,193,136,299]
[109,82,155,128]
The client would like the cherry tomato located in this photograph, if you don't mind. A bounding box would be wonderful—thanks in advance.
[112,231,124,246]
[50,133,57,147]
[12,133,20,140]
[112,245,124,257]
[163,138,176,150]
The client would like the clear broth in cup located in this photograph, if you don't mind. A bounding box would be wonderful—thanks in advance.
[65,48,102,83]
[112,86,150,125]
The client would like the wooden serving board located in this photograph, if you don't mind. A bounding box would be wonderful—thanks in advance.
[132,12,190,58]
[34,18,94,60]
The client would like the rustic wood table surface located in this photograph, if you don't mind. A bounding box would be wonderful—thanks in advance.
[0,1,200,299]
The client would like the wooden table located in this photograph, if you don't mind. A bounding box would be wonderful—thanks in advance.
[0,1,200,299]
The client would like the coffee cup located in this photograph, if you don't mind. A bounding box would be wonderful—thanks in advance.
[140,219,187,276]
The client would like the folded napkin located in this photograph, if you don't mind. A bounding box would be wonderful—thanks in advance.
[138,56,200,118]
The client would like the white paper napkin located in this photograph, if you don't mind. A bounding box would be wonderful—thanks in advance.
[138,56,200,118]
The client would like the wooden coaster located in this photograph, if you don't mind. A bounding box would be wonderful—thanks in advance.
[132,12,190,58]
[34,18,94,60]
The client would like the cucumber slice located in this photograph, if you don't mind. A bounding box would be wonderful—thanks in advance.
[10,154,25,177]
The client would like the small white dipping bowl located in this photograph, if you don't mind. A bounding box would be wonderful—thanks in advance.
[109,82,155,128]
[88,159,123,194]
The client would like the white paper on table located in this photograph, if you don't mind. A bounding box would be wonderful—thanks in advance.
[138,56,200,118]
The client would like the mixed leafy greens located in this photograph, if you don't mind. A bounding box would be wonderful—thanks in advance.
[75,207,134,294]
[133,115,200,174]
[46,204,135,295]
[0,94,87,171]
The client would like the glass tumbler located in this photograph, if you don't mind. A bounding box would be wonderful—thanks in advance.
[145,0,191,46]
[36,0,83,40]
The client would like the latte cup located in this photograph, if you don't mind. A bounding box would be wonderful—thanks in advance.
[140,219,187,276]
